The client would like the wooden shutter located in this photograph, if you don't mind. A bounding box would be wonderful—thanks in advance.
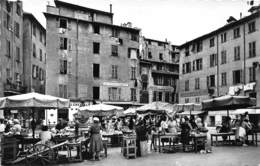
[56,18,59,28]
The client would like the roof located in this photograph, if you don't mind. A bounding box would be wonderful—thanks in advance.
[140,59,179,66]
[54,0,113,16]
[43,12,140,33]
[144,37,169,44]
[23,12,46,32]
[179,11,260,49]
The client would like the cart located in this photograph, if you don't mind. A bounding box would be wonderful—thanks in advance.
[5,141,68,166]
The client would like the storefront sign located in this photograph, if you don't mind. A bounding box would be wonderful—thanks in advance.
[103,82,129,87]
[180,90,208,97]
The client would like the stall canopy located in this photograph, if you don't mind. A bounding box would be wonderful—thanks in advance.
[136,102,174,114]
[202,95,256,111]
[173,103,202,115]
[79,103,123,117]
[232,108,260,115]
[0,92,70,109]
[123,107,137,116]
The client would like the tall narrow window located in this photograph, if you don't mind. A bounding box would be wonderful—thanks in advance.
[233,27,240,38]
[221,50,227,64]
[93,24,100,34]
[39,49,42,61]
[112,65,118,79]
[111,45,118,56]
[131,67,136,80]
[93,64,100,78]
[195,78,200,90]
[131,88,137,101]
[16,47,20,62]
[249,67,256,82]
[93,42,100,54]
[249,41,256,58]
[234,46,240,61]
[248,21,256,33]
[233,70,242,84]
[6,40,10,57]
[93,87,100,100]
[221,72,227,86]
[159,53,163,60]
[209,38,215,47]
[60,60,67,74]
[14,22,20,38]
[221,32,227,43]
[185,80,189,91]
[33,24,36,37]
[59,18,67,28]
[60,37,68,50]
[33,43,36,57]
[210,54,217,67]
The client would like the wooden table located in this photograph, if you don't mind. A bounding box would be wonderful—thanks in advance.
[190,134,207,153]
[210,132,235,146]
[102,133,123,147]
[153,133,180,153]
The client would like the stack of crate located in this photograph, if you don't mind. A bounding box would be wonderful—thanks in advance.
[121,135,136,159]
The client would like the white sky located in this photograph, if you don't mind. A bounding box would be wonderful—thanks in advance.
[21,0,257,45]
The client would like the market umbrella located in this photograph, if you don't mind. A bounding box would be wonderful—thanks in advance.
[79,103,123,117]
[123,107,137,116]
[0,92,69,109]
[0,92,70,137]
[202,95,256,116]
[136,102,174,114]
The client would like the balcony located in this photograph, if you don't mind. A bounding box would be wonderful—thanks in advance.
[152,69,179,76]
[4,82,26,95]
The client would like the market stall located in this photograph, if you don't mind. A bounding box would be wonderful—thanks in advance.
[0,92,71,165]
[202,95,257,146]
[79,103,124,147]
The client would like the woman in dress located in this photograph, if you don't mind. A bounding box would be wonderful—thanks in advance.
[89,117,103,161]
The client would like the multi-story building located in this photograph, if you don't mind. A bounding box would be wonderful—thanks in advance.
[44,0,140,108]
[179,8,260,126]
[139,37,179,104]
[0,0,25,97]
[23,12,46,94]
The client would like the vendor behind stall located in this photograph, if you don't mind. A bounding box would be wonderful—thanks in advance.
[89,117,103,161]
[11,119,22,135]
[39,125,52,144]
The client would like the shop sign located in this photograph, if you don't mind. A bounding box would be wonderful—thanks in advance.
[180,90,208,97]
[103,82,128,87]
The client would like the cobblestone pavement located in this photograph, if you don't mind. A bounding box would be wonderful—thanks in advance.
[57,146,260,166]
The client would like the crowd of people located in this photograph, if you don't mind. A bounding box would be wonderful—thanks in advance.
[87,114,211,159]
[220,112,253,146]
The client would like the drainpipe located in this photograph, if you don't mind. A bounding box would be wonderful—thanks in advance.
[75,19,79,98]
[216,34,220,97]
[243,23,246,95]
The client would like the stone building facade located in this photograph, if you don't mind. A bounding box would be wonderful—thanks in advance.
[179,10,260,105]
[44,0,140,105]
[139,37,179,104]
[0,0,25,96]
[23,12,46,94]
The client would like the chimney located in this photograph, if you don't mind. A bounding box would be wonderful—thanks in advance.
[110,4,112,13]
[226,16,237,23]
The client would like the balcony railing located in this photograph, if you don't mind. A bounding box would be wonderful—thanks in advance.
[4,82,26,94]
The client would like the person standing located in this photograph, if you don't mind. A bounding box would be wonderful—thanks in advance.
[89,117,103,161]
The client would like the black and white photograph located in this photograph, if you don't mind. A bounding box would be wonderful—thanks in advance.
[0,0,260,165]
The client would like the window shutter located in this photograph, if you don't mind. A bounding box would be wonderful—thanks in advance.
[207,76,209,87]
[68,20,72,30]
[193,60,196,71]
[68,39,72,51]
[128,48,131,58]
[240,70,243,83]
[232,71,235,84]
[56,18,59,28]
